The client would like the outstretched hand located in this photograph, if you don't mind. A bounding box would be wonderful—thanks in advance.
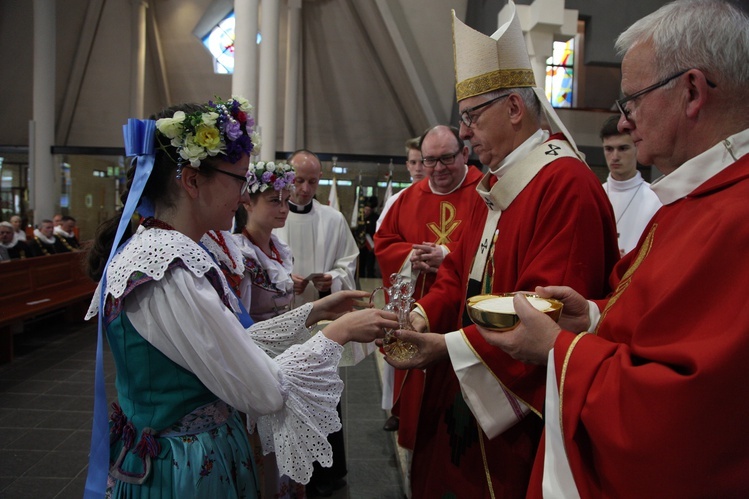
[476,293,561,365]
[378,330,448,370]
[308,290,372,326]
[322,308,399,345]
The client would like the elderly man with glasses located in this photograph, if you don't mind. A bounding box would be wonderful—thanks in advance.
[374,125,484,460]
[473,0,749,497]
[382,2,619,498]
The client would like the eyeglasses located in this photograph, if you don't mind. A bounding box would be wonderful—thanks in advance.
[616,69,717,120]
[213,168,250,195]
[421,149,462,168]
[459,93,511,127]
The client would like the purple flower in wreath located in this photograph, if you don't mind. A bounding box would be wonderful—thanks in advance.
[225,120,242,141]
[225,135,253,163]
[273,177,286,190]
[261,171,274,183]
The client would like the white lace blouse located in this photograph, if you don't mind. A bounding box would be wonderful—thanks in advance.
[86,225,344,483]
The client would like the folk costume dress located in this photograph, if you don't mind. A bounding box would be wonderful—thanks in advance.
[374,166,484,450]
[412,131,620,498]
[602,170,662,256]
[536,129,749,498]
[85,223,347,498]
[233,229,305,499]
[234,231,295,322]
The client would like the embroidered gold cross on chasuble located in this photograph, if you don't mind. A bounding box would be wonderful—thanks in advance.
[427,201,461,245]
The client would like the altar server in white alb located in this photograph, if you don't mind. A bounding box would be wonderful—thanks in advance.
[274,149,358,307]
[600,115,662,256]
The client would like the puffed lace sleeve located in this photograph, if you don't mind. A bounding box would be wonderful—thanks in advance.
[125,267,344,483]
[248,304,315,358]
[255,332,344,482]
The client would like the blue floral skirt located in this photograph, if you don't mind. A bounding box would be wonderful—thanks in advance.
[107,401,259,498]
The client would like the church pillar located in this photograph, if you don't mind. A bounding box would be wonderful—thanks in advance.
[232,0,260,108]
[258,0,281,161]
[130,0,148,118]
[282,0,302,152]
[514,0,578,95]
[31,0,56,222]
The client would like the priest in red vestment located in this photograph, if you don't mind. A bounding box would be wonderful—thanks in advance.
[383,3,619,498]
[475,1,749,497]
[375,125,485,452]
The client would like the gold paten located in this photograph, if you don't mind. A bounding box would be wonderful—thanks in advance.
[466,293,563,331]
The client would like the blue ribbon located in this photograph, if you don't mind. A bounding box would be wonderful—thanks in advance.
[199,241,256,329]
[84,119,157,498]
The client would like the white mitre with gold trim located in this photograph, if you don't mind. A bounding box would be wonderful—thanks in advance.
[452,1,535,101]
[452,1,582,157]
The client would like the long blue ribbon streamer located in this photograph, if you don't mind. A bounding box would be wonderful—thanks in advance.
[83,119,156,498]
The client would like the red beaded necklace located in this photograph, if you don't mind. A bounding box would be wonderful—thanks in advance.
[243,228,282,263]
[141,217,175,231]
[205,230,238,270]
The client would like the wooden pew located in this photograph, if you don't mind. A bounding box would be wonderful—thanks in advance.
[0,251,97,363]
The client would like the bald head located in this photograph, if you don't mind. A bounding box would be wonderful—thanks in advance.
[289,150,323,205]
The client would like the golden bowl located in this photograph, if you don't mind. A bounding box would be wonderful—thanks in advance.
[466,293,563,331]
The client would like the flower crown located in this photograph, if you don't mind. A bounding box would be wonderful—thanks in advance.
[155,96,261,168]
[247,161,295,194]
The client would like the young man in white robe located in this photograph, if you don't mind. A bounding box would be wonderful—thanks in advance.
[600,115,662,256]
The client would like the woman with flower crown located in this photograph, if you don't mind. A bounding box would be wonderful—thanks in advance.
[84,97,398,498]
[234,161,296,323]
[229,160,304,498]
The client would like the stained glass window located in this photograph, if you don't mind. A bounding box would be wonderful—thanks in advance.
[545,38,575,108]
[202,12,236,74]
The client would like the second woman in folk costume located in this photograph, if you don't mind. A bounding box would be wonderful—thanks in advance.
[234,161,305,498]
[235,161,296,323]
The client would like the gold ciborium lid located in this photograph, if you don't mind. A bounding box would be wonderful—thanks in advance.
[466,293,563,331]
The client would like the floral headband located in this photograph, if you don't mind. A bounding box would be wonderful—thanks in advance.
[247,161,295,194]
[155,96,261,168]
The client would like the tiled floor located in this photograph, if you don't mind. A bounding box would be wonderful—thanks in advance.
[0,295,405,498]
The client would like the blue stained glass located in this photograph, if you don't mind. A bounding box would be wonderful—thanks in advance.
[545,39,575,108]
[202,13,236,74]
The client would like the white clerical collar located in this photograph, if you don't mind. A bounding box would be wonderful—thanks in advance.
[34,229,56,245]
[491,129,549,179]
[605,171,645,192]
[54,226,74,238]
[428,165,469,195]
[289,200,314,214]
[651,128,749,205]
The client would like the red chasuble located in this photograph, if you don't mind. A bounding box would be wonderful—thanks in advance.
[530,155,749,498]
[374,166,484,450]
[414,146,620,498]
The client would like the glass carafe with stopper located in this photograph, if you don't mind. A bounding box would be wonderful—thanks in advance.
[370,273,419,361]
